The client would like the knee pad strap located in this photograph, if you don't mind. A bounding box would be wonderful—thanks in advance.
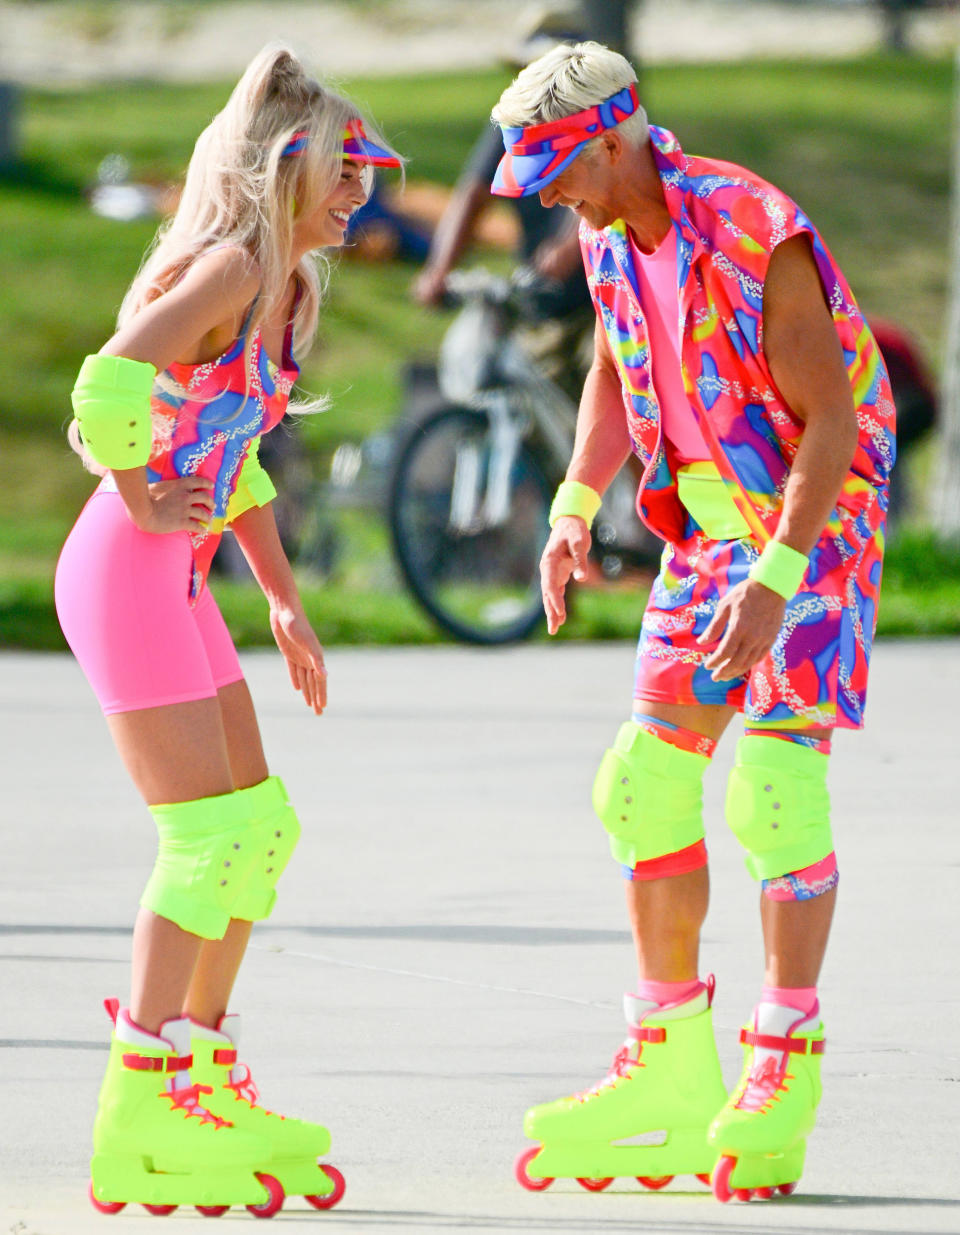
[141,776,300,940]
[592,722,709,870]
[725,736,832,881]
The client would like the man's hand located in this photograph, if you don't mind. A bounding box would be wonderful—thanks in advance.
[698,578,786,681]
[540,516,591,635]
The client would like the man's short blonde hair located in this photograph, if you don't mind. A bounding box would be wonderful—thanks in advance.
[492,40,648,149]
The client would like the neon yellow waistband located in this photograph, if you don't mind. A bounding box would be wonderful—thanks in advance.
[676,462,751,541]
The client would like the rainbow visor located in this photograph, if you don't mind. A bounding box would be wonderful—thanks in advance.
[342,118,401,168]
[491,82,639,198]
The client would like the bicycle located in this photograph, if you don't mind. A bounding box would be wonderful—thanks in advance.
[387,267,659,645]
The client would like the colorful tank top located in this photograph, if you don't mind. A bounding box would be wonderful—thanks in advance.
[144,305,298,602]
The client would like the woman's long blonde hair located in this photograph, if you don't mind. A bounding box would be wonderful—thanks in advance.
[70,45,399,471]
[122,43,395,365]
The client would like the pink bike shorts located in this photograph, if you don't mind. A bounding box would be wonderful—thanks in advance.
[55,489,243,715]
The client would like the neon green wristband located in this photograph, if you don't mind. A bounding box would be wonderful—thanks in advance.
[71,353,156,471]
[748,540,808,599]
[549,480,602,528]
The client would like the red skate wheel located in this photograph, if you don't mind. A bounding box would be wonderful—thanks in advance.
[576,1176,613,1192]
[637,1175,673,1190]
[247,1173,284,1219]
[88,1181,125,1214]
[514,1146,553,1191]
[142,1203,177,1215]
[196,1205,230,1216]
[755,1186,774,1199]
[734,1187,753,1201]
[306,1165,346,1210]
[696,1173,712,1187]
[711,1154,737,1203]
[777,1180,798,1196]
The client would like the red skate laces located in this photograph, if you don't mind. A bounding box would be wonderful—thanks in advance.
[161,1082,230,1129]
[224,1061,285,1120]
[735,1055,785,1112]
[577,1025,666,1100]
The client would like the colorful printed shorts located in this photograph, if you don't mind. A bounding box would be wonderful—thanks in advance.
[633,528,875,731]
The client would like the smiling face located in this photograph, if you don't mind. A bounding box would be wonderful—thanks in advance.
[295,158,368,250]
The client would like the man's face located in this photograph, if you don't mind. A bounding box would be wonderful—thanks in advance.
[537,145,619,230]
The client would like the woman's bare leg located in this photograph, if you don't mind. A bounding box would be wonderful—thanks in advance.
[108,695,235,1034]
[183,678,269,1026]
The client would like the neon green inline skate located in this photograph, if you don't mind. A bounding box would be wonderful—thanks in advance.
[189,1014,345,1212]
[708,1001,825,1202]
[515,980,727,1194]
[89,1000,284,1217]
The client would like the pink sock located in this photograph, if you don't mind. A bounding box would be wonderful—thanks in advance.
[761,984,818,1016]
[636,977,704,1006]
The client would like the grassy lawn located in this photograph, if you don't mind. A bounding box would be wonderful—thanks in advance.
[0,55,954,645]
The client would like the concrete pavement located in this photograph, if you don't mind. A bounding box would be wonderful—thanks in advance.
[1,639,958,1233]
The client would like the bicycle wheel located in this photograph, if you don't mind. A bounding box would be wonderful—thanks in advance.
[389,406,550,644]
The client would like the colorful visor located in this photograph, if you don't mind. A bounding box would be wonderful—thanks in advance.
[342,117,401,168]
[280,118,401,168]
[491,81,639,198]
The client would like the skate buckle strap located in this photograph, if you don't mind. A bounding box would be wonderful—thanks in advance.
[122,1051,193,1073]
[740,1028,825,1055]
[627,1025,667,1045]
[213,1048,238,1066]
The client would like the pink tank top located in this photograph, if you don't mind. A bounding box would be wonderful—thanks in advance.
[629,226,710,465]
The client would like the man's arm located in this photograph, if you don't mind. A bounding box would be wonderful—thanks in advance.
[541,315,633,633]
[700,232,859,681]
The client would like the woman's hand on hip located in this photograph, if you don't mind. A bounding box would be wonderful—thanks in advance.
[270,605,328,715]
[127,476,216,534]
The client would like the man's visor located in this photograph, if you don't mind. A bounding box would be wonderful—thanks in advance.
[491,82,639,198]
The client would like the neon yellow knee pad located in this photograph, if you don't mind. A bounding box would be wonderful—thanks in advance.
[230,776,300,922]
[725,736,832,881]
[592,722,709,869]
[141,776,300,940]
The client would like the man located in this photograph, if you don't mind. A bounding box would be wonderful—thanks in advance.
[490,41,894,1202]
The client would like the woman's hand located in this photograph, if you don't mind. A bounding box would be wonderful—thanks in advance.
[540,516,591,635]
[127,476,216,534]
[269,604,328,715]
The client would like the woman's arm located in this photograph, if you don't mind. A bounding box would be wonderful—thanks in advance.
[541,316,633,634]
[102,248,261,534]
[229,502,328,716]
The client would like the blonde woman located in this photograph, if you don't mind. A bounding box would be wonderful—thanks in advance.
[55,45,400,1218]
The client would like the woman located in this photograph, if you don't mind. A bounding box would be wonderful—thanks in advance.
[55,44,400,1217]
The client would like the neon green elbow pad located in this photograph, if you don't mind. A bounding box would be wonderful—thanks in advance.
[725,735,832,881]
[71,353,156,470]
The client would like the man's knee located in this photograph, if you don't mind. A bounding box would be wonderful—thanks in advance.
[141,775,300,939]
[592,721,711,875]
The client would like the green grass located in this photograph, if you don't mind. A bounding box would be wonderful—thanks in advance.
[5,531,956,652]
[0,55,955,645]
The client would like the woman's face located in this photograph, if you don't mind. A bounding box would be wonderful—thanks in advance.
[295,159,368,249]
